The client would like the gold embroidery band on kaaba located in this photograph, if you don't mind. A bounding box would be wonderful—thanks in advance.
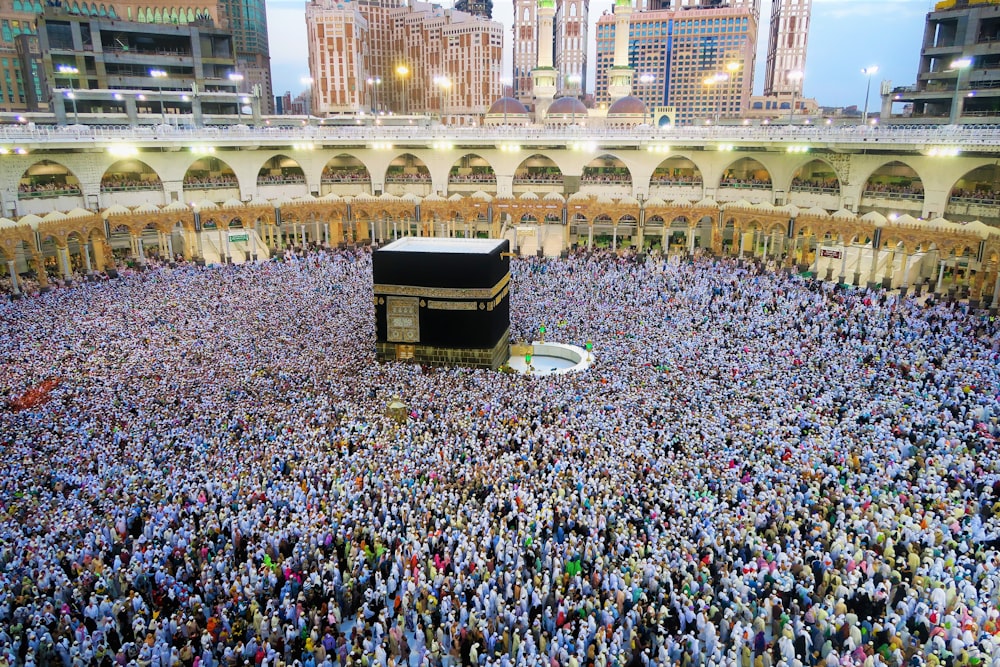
[373,273,510,300]
[427,300,479,311]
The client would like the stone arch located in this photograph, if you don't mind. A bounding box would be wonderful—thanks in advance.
[948,163,1000,204]
[384,153,431,195]
[321,153,371,186]
[18,160,82,199]
[513,154,563,185]
[581,154,632,187]
[719,157,773,191]
[650,156,704,189]
[860,160,924,200]
[448,153,497,190]
[257,155,306,187]
[385,153,431,183]
[788,158,841,195]
[183,156,240,191]
[100,158,163,192]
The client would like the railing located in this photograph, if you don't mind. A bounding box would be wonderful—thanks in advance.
[183,180,238,189]
[257,178,306,185]
[720,181,772,189]
[950,195,1000,205]
[385,176,431,184]
[650,179,703,187]
[513,177,564,184]
[7,123,1000,148]
[321,176,372,183]
[448,175,497,184]
[580,178,632,185]
[790,185,840,195]
[18,188,82,199]
[862,190,924,201]
[100,183,163,192]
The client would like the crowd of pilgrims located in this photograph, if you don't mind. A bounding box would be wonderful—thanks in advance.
[1,245,1000,667]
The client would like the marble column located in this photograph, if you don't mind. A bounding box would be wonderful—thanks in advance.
[7,260,20,296]
[81,242,92,273]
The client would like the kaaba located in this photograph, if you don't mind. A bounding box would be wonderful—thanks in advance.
[373,237,511,369]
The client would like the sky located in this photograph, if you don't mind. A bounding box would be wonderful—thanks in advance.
[266,0,935,108]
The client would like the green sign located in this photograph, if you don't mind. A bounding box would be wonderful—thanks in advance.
[229,233,249,242]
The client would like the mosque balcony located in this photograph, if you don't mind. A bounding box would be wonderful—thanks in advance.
[945,198,1000,223]
[5,123,1000,154]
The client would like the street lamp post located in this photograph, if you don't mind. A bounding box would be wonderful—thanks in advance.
[300,76,314,116]
[861,65,879,125]
[787,70,803,125]
[395,65,409,115]
[228,72,244,122]
[500,76,513,125]
[639,73,655,125]
[366,76,382,116]
[433,76,451,125]
[150,69,168,123]
[57,65,79,123]
[566,73,582,96]
[704,74,727,123]
[949,57,973,124]
[726,61,741,119]
[703,76,716,124]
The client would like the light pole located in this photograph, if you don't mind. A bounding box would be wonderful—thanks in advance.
[300,76,314,116]
[704,74,726,123]
[639,73,655,125]
[566,73,582,96]
[949,57,973,124]
[228,72,244,122]
[703,75,717,123]
[395,65,409,115]
[57,64,79,123]
[726,61,741,119]
[861,65,879,125]
[434,75,451,125]
[150,69,168,123]
[500,76,513,126]
[787,70,803,124]
[366,76,382,117]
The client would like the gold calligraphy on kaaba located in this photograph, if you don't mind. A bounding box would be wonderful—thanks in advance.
[386,296,420,343]
[426,300,479,311]
[373,273,510,300]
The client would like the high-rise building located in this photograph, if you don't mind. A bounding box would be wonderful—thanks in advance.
[512,0,537,105]
[0,0,270,115]
[305,0,369,115]
[763,0,811,96]
[306,0,503,123]
[554,0,587,96]
[889,0,1000,123]
[669,6,756,123]
[218,0,273,113]
[595,2,756,124]
[454,0,492,19]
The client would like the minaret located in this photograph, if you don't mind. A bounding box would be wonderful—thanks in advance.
[531,0,558,120]
[513,0,537,105]
[607,0,633,101]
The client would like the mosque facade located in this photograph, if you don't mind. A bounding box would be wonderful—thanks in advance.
[2,126,1000,306]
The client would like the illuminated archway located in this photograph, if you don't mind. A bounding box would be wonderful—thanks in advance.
[257,155,306,187]
[581,155,632,187]
[183,157,239,191]
[18,160,82,199]
[448,154,496,192]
